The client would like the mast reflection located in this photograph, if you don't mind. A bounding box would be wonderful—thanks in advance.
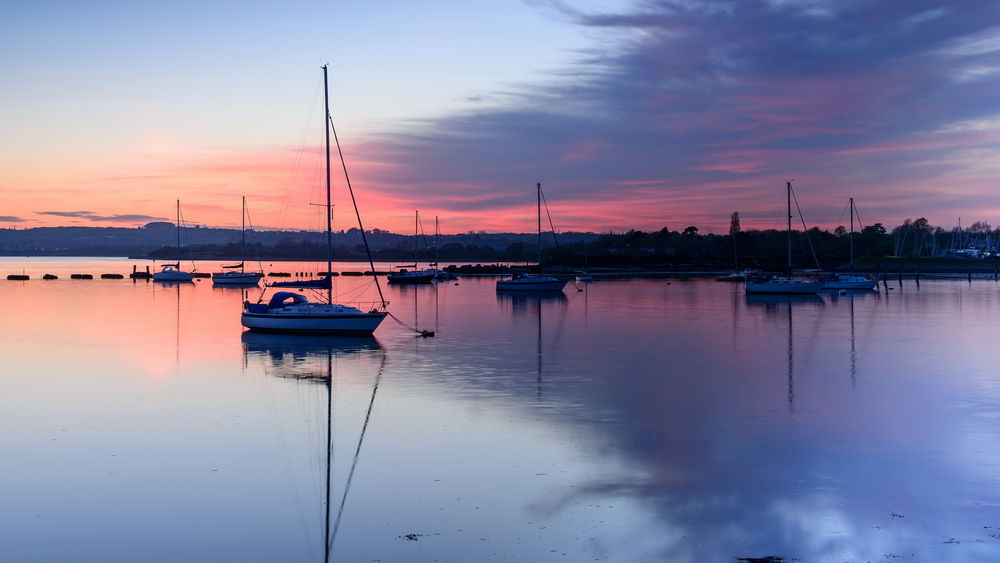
[745,293,825,413]
[241,332,385,562]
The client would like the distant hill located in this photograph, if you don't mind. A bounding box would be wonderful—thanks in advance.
[0,224,598,260]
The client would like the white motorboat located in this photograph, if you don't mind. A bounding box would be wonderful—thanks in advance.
[497,272,568,292]
[387,268,435,284]
[153,200,196,282]
[241,65,387,335]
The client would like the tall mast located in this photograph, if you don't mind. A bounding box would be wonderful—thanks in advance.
[537,182,542,271]
[241,196,246,273]
[176,199,181,265]
[435,215,440,266]
[323,65,333,304]
[414,210,419,267]
[786,181,792,273]
[849,197,855,269]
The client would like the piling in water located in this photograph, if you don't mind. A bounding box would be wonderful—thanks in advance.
[130,265,152,279]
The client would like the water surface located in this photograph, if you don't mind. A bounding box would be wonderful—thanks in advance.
[2,260,1000,561]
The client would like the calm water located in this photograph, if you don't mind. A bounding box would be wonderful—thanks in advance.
[3,258,1000,562]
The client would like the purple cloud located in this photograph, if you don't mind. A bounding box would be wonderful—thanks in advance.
[354,0,1000,232]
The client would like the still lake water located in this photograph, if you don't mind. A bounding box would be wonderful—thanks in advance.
[3,258,1000,562]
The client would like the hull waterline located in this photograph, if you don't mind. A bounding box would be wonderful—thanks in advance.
[496,277,567,292]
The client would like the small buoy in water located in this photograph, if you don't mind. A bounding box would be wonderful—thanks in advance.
[838,289,847,295]
[888,287,895,290]
[420,330,435,337]
[578,288,583,292]
[453,282,459,286]
[43,274,58,280]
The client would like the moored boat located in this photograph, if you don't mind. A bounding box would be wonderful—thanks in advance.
[153,200,195,283]
[213,196,264,286]
[821,274,878,290]
[497,272,567,292]
[744,182,821,295]
[496,182,566,293]
[241,65,387,335]
[820,197,877,290]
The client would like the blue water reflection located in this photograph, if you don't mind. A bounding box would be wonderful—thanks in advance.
[2,268,1000,561]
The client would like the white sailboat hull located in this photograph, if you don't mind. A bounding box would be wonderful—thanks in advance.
[153,270,195,282]
[387,271,436,284]
[744,279,824,294]
[496,276,567,292]
[242,303,387,334]
[821,276,878,290]
[212,272,263,285]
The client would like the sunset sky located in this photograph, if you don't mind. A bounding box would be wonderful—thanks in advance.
[4,1,1000,234]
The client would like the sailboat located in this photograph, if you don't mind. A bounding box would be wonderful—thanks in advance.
[423,216,457,279]
[744,182,824,294]
[496,182,567,292]
[213,196,264,286]
[152,200,196,282]
[821,197,878,290]
[387,210,435,284]
[241,65,388,335]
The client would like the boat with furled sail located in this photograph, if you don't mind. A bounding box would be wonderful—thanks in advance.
[213,196,264,286]
[744,182,823,294]
[152,200,196,282]
[241,65,388,335]
[496,182,567,293]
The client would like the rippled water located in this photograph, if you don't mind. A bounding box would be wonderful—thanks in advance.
[3,258,1000,561]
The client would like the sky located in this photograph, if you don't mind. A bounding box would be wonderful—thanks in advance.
[3,0,1000,234]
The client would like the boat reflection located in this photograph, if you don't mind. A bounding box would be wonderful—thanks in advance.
[497,290,567,317]
[241,332,382,381]
[241,331,385,563]
[744,293,825,309]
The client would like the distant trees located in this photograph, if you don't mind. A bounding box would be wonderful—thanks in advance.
[729,212,740,267]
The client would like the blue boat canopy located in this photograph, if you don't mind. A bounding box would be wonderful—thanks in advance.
[268,277,331,289]
[267,292,309,310]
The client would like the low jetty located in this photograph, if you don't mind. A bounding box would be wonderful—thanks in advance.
[130,265,152,279]
[7,274,29,280]
[71,274,93,280]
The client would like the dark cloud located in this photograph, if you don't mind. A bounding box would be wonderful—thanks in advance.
[35,211,165,223]
[0,215,26,222]
[36,211,95,218]
[359,1,1000,231]
[93,214,167,222]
